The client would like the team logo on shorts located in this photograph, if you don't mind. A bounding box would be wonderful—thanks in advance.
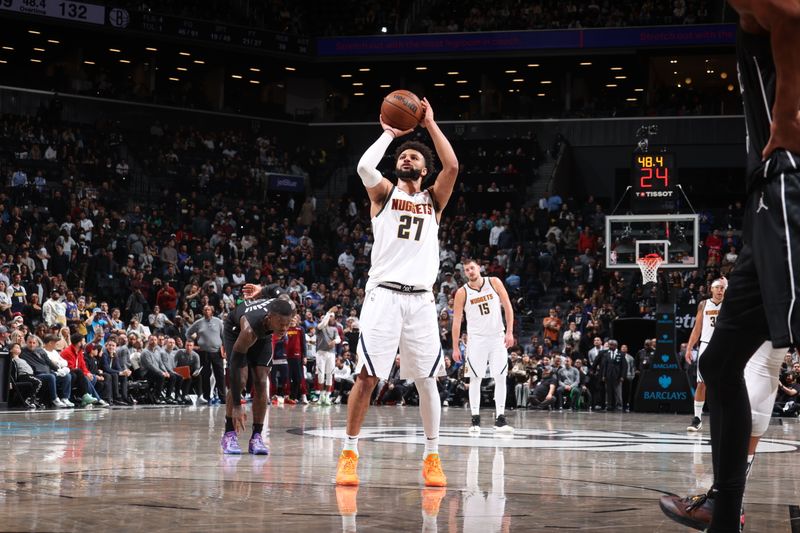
[297,426,800,454]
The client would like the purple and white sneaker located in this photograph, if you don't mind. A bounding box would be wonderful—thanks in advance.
[221,431,242,455]
[248,433,270,455]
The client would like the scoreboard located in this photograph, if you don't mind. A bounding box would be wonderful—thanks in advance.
[631,152,677,212]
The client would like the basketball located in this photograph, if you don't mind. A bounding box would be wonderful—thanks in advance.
[381,90,424,131]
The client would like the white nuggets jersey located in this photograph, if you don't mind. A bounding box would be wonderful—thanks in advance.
[367,186,440,290]
[701,298,722,343]
[463,278,504,338]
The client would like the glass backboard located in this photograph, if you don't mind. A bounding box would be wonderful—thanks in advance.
[605,214,699,269]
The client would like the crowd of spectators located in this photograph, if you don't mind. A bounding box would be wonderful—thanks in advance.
[1,106,757,414]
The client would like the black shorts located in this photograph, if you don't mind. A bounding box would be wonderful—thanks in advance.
[223,330,273,368]
[715,151,800,348]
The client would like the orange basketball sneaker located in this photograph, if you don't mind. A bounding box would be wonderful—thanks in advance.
[422,453,447,487]
[336,450,360,486]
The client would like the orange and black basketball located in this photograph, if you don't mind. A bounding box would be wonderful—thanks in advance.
[381,90,424,130]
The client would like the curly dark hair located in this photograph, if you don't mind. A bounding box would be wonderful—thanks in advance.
[393,141,436,179]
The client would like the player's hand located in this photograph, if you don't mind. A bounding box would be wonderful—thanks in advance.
[231,405,247,434]
[504,331,514,349]
[684,347,693,365]
[379,115,414,138]
[763,112,800,160]
[452,346,461,362]
[243,284,262,300]
[419,98,434,128]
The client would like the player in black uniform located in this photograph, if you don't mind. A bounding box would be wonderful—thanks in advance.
[220,296,293,455]
[660,2,800,531]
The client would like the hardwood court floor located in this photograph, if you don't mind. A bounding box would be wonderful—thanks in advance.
[1,404,798,532]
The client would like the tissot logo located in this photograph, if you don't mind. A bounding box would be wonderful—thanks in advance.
[297,427,800,453]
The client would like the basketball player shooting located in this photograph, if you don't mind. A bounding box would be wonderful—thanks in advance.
[659,1,800,531]
[334,98,459,487]
[220,293,293,455]
[684,278,726,432]
[451,258,515,434]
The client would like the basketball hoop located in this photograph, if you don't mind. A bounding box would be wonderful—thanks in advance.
[637,253,663,284]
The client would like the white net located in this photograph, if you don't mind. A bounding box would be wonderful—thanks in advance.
[636,254,663,284]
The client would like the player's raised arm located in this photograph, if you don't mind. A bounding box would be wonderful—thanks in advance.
[358,118,411,210]
[451,287,466,362]
[420,98,459,215]
[489,277,515,348]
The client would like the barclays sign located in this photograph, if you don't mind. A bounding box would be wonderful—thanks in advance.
[651,353,680,370]
[637,368,693,413]
[643,374,689,401]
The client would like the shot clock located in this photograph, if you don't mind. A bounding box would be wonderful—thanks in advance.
[631,152,677,213]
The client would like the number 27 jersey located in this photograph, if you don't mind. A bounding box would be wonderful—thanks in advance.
[367,186,440,291]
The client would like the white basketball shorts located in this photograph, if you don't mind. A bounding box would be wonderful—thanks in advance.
[465,336,508,378]
[355,286,444,380]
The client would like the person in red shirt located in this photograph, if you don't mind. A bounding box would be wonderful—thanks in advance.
[284,315,308,405]
[60,332,104,407]
[156,281,178,320]
[577,227,597,255]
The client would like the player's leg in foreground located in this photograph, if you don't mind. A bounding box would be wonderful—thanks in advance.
[335,367,379,485]
[660,341,783,530]
[417,374,447,486]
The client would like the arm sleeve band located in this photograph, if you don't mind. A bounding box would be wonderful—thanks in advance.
[357,131,393,189]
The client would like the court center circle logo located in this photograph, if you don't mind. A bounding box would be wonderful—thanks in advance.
[300,426,800,453]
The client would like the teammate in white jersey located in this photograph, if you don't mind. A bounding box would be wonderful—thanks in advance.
[685,278,726,432]
[452,259,515,434]
[335,99,459,488]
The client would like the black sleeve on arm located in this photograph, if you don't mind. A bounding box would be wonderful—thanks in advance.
[229,350,248,405]
[260,284,284,300]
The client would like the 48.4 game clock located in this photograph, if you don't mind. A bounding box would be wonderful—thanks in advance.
[631,152,677,212]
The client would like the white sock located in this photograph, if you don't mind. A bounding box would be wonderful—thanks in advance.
[343,434,359,456]
[469,377,482,416]
[424,437,439,458]
[494,375,506,417]
[694,400,704,419]
[415,377,441,458]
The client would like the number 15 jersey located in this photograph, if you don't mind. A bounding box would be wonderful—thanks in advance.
[463,278,504,339]
[367,186,440,291]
